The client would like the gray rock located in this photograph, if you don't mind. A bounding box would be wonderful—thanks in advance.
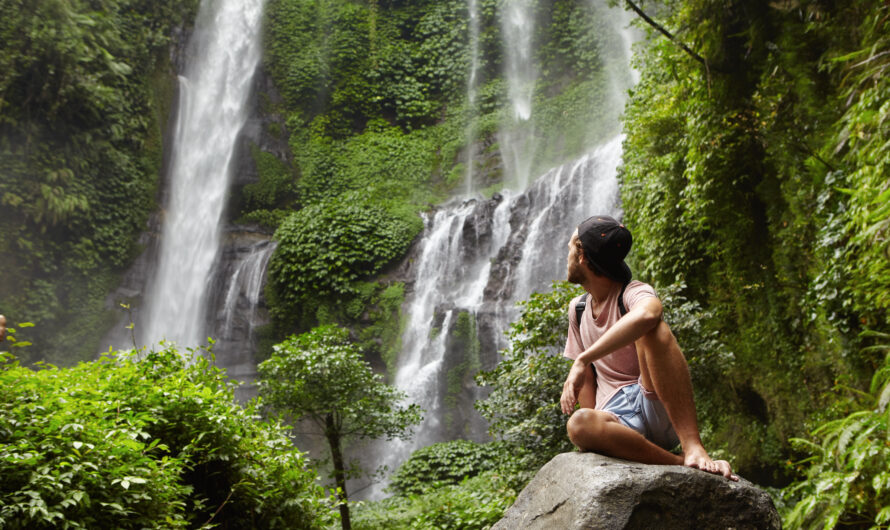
[493,452,781,530]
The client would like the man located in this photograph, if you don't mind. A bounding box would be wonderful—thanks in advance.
[560,215,735,480]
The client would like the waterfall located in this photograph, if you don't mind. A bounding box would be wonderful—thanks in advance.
[367,138,623,496]
[501,0,536,122]
[499,0,537,189]
[210,238,276,398]
[139,0,267,349]
[464,0,481,194]
[220,240,276,347]
[364,0,636,500]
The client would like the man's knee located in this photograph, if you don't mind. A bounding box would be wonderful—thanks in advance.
[567,408,610,449]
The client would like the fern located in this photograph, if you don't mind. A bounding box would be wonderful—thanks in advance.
[783,334,890,529]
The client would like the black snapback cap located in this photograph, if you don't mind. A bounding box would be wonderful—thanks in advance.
[577,215,632,284]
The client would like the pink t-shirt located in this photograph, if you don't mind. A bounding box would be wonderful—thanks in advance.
[563,280,657,409]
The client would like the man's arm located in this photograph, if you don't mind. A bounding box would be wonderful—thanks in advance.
[577,363,597,409]
[560,297,663,414]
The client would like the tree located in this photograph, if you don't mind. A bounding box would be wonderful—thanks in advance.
[257,325,422,530]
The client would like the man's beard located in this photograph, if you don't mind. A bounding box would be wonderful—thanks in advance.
[567,261,585,284]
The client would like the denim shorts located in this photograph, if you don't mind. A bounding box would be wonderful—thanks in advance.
[602,382,680,450]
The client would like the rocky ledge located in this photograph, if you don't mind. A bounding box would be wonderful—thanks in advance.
[493,452,781,530]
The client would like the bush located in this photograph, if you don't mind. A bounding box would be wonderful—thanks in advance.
[389,440,515,496]
[353,471,516,530]
[0,346,332,529]
[267,196,422,329]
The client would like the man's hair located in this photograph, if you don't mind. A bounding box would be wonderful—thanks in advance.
[574,237,607,277]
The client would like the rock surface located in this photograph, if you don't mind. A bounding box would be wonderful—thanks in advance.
[493,452,781,530]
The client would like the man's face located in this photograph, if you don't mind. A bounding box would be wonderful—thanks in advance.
[567,232,585,284]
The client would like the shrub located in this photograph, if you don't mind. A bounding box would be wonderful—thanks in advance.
[389,440,515,496]
[267,196,422,329]
[353,471,516,530]
[0,346,332,529]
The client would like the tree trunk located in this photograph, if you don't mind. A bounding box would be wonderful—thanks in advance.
[326,413,351,530]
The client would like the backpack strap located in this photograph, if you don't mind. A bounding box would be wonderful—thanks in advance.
[576,282,630,325]
[575,294,588,329]
[574,294,596,382]
[617,281,629,317]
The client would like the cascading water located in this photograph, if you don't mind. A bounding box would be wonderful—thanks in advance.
[463,0,481,194]
[139,0,267,349]
[221,241,276,345]
[499,0,537,189]
[366,0,636,500]
[209,238,276,398]
[501,0,536,122]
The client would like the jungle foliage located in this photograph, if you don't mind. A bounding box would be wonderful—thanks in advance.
[353,469,517,530]
[783,334,890,529]
[619,0,890,484]
[387,439,516,496]
[0,345,332,529]
[4,0,890,526]
[0,0,199,364]
[476,281,581,472]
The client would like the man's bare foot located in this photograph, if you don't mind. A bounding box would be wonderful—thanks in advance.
[682,446,738,481]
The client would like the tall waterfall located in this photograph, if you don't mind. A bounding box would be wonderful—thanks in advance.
[365,0,637,500]
[463,0,481,194]
[499,0,537,189]
[139,0,267,349]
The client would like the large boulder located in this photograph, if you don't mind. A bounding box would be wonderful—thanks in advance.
[493,452,781,529]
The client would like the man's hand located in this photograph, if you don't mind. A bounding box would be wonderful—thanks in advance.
[560,361,587,415]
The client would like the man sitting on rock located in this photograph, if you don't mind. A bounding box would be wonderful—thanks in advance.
[560,215,736,480]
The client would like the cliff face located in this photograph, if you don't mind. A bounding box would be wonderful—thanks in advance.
[494,452,781,530]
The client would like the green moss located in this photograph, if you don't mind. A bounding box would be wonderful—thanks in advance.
[442,311,481,431]
[358,283,407,377]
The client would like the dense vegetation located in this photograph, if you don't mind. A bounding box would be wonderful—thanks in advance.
[257,0,630,354]
[0,0,198,364]
[619,0,890,485]
[783,333,890,529]
[0,345,332,529]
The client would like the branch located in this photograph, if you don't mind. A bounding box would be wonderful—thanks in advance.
[624,0,709,68]
[203,488,235,527]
